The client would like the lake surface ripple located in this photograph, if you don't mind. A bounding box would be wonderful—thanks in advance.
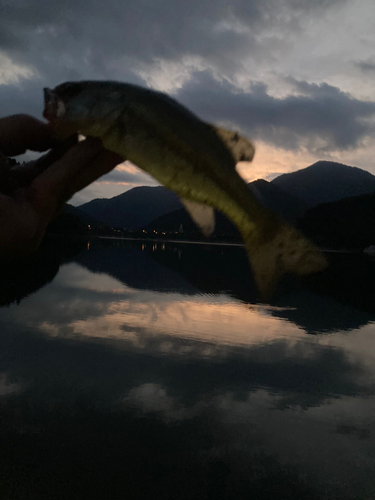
[1,238,375,499]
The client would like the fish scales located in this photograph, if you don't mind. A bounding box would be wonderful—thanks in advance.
[100,97,278,246]
[43,80,327,296]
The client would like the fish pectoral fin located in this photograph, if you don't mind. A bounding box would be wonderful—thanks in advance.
[211,126,255,163]
[180,199,215,236]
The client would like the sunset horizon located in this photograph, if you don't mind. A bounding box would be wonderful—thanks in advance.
[2,0,375,204]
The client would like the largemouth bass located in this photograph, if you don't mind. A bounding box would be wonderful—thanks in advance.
[43,80,327,296]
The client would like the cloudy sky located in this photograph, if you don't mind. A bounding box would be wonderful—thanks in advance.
[2,0,375,204]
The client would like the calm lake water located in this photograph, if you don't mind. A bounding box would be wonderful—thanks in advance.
[1,237,375,499]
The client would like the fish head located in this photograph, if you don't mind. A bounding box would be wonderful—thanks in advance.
[43,81,124,139]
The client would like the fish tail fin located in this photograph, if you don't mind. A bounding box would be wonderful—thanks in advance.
[241,223,328,299]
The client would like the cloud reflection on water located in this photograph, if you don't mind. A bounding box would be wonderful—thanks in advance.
[1,241,375,498]
[1,261,375,410]
[0,373,23,397]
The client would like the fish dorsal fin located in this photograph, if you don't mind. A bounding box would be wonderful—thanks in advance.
[212,126,255,164]
[180,199,215,236]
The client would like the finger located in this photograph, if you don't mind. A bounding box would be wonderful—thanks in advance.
[0,152,15,194]
[0,114,55,156]
[9,135,78,188]
[61,149,123,196]
[28,137,123,219]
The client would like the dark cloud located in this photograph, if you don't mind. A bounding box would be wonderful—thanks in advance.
[2,70,374,159]
[0,0,356,159]
[355,59,375,73]
[0,79,44,118]
[174,71,375,151]
[0,0,346,81]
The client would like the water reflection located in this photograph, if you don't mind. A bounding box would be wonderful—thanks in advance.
[74,238,375,334]
[0,237,86,307]
[1,238,375,498]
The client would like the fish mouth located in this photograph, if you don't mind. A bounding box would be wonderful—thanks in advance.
[43,88,66,122]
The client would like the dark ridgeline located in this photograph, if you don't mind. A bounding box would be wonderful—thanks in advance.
[75,178,308,231]
[145,208,241,241]
[75,160,375,229]
[299,191,375,250]
[46,211,89,236]
[146,179,307,237]
[47,204,117,237]
[144,161,375,251]
[63,160,375,252]
[63,204,104,228]
[249,178,307,222]
[272,160,375,209]
[2,167,375,500]
[79,186,183,229]
[12,160,375,332]
[37,160,375,333]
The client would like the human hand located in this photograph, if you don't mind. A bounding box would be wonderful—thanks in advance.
[0,114,123,258]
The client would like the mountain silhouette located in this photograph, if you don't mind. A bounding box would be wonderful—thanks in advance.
[77,177,307,234]
[147,179,307,236]
[63,204,104,228]
[248,179,307,222]
[79,186,182,229]
[76,161,375,231]
[46,204,110,236]
[146,208,240,239]
[299,191,375,249]
[272,161,375,209]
